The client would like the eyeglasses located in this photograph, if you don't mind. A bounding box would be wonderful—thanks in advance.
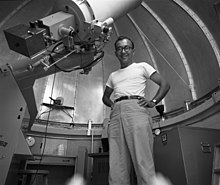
[116,46,133,52]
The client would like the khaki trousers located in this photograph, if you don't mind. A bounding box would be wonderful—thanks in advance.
[109,99,155,185]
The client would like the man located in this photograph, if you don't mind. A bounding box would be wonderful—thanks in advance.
[102,36,170,185]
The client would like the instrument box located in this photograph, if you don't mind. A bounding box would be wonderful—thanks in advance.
[4,24,46,58]
[154,126,220,185]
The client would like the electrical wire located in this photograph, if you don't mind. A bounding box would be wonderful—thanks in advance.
[101,54,106,120]
[54,50,104,73]
[30,68,57,185]
[72,71,79,125]
[35,109,52,120]
[80,50,104,71]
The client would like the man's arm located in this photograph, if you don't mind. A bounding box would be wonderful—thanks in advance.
[138,72,170,108]
[150,72,170,104]
[102,86,114,109]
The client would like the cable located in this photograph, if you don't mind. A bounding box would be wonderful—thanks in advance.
[72,71,79,125]
[54,50,104,73]
[35,109,52,120]
[30,68,57,185]
[101,55,106,120]
[81,51,104,71]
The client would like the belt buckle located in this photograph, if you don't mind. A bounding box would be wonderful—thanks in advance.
[137,96,141,100]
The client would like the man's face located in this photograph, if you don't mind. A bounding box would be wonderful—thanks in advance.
[115,39,134,68]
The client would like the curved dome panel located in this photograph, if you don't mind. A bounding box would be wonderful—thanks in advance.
[0,0,219,125]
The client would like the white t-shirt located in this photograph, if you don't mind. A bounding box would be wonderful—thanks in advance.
[106,62,156,100]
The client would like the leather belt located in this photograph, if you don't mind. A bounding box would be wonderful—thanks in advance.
[114,95,142,103]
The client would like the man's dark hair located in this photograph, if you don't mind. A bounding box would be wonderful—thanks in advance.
[114,36,134,50]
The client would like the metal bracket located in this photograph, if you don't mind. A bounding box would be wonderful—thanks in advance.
[212,91,220,103]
